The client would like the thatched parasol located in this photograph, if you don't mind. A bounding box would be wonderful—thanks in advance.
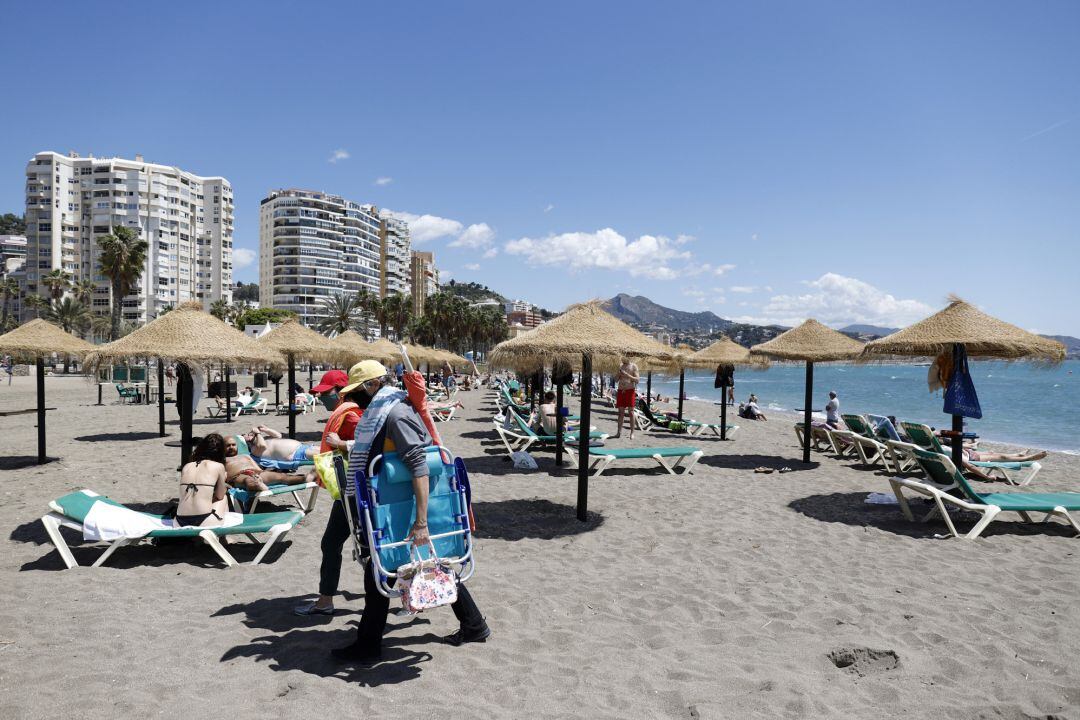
[861,296,1065,467]
[490,302,677,521]
[332,330,396,366]
[0,320,95,464]
[682,336,766,440]
[751,319,864,463]
[85,301,286,464]
[257,319,338,438]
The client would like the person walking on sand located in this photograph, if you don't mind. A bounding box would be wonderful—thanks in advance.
[613,357,639,439]
[727,382,734,406]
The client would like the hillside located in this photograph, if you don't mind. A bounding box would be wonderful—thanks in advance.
[841,323,898,337]
[602,293,733,333]
[441,281,507,304]
[1041,334,1080,359]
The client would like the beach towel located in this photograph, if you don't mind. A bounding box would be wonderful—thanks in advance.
[82,502,242,541]
[347,385,408,495]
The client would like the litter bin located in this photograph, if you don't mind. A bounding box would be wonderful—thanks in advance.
[254,372,267,389]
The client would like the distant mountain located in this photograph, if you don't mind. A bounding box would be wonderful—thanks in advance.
[1041,334,1080,359]
[841,323,898,337]
[602,294,733,333]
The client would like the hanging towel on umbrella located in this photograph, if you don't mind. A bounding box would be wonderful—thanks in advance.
[943,344,982,419]
[714,364,734,389]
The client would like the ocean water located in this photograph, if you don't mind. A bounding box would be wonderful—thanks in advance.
[646,360,1080,454]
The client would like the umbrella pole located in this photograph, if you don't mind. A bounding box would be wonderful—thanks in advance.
[720,379,728,441]
[951,345,964,469]
[274,375,280,408]
[678,369,685,420]
[144,366,150,406]
[802,361,814,463]
[288,355,296,440]
[577,353,592,522]
[308,362,313,392]
[36,357,46,464]
[157,359,165,437]
[225,364,232,423]
[646,371,652,403]
[178,362,193,468]
[555,378,565,467]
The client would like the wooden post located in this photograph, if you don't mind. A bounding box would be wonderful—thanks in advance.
[288,355,296,439]
[677,369,685,420]
[36,357,46,464]
[577,354,593,522]
[144,365,150,405]
[157,360,165,437]
[802,361,814,463]
[720,382,729,441]
[178,362,193,468]
[225,365,232,422]
[555,378,565,467]
[308,362,314,392]
[646,371,652,403]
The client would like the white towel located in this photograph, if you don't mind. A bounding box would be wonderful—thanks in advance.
[82,504,245,541]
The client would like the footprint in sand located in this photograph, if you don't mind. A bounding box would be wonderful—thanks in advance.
[827,647,901,677]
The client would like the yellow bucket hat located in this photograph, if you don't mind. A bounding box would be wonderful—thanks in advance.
[341,359,390,395]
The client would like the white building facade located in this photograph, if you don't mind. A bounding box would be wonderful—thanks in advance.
[379,213,411,298]
[259,189,382,326]
[23,151,233,323]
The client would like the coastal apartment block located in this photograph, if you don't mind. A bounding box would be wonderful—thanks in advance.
[23,151,233,323]
[410,250,439,317]
[379,213,411,298]
[258,189,382,326]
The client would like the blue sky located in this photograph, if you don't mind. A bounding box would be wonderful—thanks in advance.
[3,1,1078,334]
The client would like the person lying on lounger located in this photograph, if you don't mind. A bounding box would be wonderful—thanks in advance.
[243,424,318,462]
[223,435,315,493]
[176,433,230,527]
[962,448,1048,481]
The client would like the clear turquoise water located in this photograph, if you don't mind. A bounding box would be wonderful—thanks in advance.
[648,360,1080,454]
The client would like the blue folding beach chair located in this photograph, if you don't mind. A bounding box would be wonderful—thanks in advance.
[353,445,476,599]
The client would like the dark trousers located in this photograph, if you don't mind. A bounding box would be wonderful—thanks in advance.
[353,552,485,651]
[319,500,353,597]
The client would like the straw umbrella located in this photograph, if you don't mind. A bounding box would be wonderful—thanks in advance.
[332,330,396,367]
[0,319,94,464]
[861,297,1066,467]
[491,302,676,520]
[751,320,864,463]
[86,301,284,465]
[257,319,338,439]
[684,336,765,440]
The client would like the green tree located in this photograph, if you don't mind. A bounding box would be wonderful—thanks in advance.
[72,279,98,305]
[23,294,48,319]
[41,269,71,301]
[47,297,92,372]
[317,293,360,336]
[209,298,231,322]
[97,226,149,341]
[235,307,296,330]
[0,277,19,326]
[0,213,26,235]
[233,282,260,302]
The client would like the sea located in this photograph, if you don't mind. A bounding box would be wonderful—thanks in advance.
[646,360,1080,455]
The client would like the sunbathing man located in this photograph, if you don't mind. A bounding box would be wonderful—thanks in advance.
[223,435,314,492]
[962,448,1048,481]
[244,424,318,462]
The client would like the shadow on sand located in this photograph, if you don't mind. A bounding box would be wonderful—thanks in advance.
[471,498,603,540]
[75,431,162,442]
[0,456,57,470]
[697,453,821,473]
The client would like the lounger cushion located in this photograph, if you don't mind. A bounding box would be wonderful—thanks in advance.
[588,446,698,458]
[975,492,1080,512]
[53,490,302,537]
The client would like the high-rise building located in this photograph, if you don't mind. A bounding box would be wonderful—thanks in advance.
[0,235,27,275]
[378,213,411,298]
[22,151,233,323]
[259,189,382,326]
[410,250,439,316]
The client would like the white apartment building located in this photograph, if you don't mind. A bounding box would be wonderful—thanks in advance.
[259,189,381,326]
[23,151,233,323]
[379,213,411,298]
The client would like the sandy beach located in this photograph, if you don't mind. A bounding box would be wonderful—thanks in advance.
[2,373,1080,719]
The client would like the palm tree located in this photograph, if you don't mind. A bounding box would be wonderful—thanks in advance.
[385,293,413,341]
[209,298,231,322]
[23,293,48,319]
[317,293,360,335]
[0,276,19,326]
[47,297,91,372]
[41,269,71,301]
[97,226,148,340]
[72,279,97,305]
[355,288,376,339]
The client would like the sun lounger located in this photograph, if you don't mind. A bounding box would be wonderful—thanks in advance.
[115,383,141,404]
[636,401,735,437]
[587,446,704,476]
[227,435,319,514]
[888,448,1080,539]
[793,422,840,455]
[40,489,303,568]
[431,405,457,422]
[831,414,893,470]
[492,410,609,456]
[901,421,1041,486]
[236,397,268,415]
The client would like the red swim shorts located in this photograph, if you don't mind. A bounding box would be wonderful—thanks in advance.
[616,388,636,408]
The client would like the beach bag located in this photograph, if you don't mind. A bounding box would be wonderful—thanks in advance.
[511,450,538,469]
[312,451,343,500]
[667,420,689,433]
[943,345,982,419]
[398,542,458,613]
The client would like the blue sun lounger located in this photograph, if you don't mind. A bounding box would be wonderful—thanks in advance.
[40,489,303,568]
[353,446,476,599]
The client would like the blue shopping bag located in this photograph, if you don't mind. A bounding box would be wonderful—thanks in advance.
[943,344,982,419]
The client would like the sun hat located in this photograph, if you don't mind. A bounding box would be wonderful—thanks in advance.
[341,360,390,395]
[311,369,349,394]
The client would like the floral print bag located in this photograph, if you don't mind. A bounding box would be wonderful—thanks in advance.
[398,542,458,612]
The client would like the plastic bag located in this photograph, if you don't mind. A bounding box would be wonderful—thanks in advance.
[313,451,343,500]
[511,450,538,469]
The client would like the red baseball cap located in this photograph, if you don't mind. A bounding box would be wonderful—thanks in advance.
[311,369,349,394]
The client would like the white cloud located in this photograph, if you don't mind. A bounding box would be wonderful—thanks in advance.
[714,263,736,276]
[384,211,464,243]
[233,248,256,268]
[464,263,481,271]
[482,247,498,259]
[682,288,706,298]
[374,176,393,186]
[504,228,691,280]
[543,204,555,213]
[729,286,757,294]
[328,149,350,163]
[729,273,933,327]
[451,223,495,249]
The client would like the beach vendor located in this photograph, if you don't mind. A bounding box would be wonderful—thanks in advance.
[331,360,490,664]
[293,365,369,617]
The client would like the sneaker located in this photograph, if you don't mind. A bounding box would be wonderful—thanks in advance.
[330,642,382,664]
[443,622,491,647]
[293,601,334,616]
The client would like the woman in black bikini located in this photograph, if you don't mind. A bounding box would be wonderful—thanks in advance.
[176,433,230,527]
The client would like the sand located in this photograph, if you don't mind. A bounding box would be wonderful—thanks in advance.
[2,373,1080,719]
